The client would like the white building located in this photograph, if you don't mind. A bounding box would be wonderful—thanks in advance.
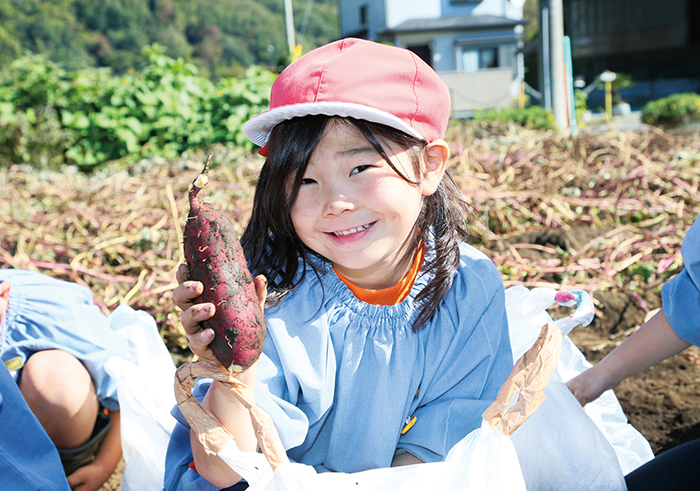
[339,0,527,116]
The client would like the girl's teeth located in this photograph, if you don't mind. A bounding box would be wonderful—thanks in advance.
[334,224,370,236]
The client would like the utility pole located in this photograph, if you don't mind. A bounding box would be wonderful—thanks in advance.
[284,0,295,55]
[541,5,551,110]
[549,0,568,130]
[541,0,568,130]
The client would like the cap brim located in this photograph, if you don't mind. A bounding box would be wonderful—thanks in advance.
[242,102,424,148]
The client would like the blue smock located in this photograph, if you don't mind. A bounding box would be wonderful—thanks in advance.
[165,243,513,490]
[0,361,71,490]
[662,215,700,347]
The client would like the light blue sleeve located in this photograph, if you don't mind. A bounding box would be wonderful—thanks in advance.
[254,278,337,452]
[662,216,700,347]
[396,244,513,463]
[164,380,223,491]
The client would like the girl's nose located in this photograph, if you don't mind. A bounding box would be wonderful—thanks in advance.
[322,187,355,217]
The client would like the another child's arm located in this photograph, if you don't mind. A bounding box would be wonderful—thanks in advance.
[66,410,122,491]
[566,308,691,406]
[391,452,424,467]
[173,264,266,487]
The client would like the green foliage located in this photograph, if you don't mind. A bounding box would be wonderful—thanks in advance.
[641,92,700,128]
[574,89,587,124]
[473,105,558,131]
[0,0,339,76]
[0,45,276,169]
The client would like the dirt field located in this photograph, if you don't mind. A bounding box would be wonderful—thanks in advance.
[3,119,698,490]
[509,225,700,455]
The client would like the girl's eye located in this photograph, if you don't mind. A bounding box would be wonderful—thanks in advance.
[300,178,316,185]
[351,165,372,175]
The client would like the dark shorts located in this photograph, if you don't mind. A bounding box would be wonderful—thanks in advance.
[57,409,112,476]
[625,438,700,491]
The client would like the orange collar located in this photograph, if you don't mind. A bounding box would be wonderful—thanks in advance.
[334,246,425,306]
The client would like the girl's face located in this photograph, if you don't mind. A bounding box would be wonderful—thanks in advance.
[290,120,444,289]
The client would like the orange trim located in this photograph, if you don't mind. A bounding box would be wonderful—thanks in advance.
[335,246,425,306]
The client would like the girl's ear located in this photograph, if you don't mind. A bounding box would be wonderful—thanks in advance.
[419,139,450,196]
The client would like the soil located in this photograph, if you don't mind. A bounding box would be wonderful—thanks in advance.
[512,225,700,455]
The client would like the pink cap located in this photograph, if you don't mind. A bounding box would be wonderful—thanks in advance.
[243,38,451,153]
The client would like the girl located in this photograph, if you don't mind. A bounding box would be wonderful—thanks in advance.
[166,38,513,491]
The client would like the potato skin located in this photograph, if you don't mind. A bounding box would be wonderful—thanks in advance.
[183,164,266,372]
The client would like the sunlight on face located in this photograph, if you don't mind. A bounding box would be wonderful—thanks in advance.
[290,121,428,289]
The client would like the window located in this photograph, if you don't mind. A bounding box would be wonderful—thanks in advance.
[460,47,499,72]
[407,44,432,67]
[360,4,369,25]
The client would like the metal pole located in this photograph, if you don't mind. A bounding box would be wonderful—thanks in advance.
[549,0,568,131]
[284,0,295,55]
[542,6,551,110]
[563,35,577,134]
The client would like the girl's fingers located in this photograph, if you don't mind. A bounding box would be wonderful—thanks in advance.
[172,281,204,311]
[188,328,216,359]
[175,263,188,284]
[180,303,216,335]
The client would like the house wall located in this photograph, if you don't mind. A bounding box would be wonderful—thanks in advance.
[338,0,526,113]
[440,67,515,115]
[440,0,523,20]
[385,0,441,28]
[338,0,387,39]
[394,27,519,73]
[339,0,525,38]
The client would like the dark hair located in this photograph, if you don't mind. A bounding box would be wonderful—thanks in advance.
[240,115,473,330]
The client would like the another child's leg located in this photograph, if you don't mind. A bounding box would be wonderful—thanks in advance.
[19,349,99,449]
[625,438,700,490]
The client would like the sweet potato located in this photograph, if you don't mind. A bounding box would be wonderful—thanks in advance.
[183,155,266,372]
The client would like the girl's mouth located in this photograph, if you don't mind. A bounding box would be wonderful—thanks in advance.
[331,223,372,237]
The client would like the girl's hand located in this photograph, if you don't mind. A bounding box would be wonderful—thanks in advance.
[173,263,218,363]
[173,264,268,365]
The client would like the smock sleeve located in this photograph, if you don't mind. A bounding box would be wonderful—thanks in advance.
[662,215,700,347]
[0,269,138,412]
[396,245,513,463]
[253,282,338,452]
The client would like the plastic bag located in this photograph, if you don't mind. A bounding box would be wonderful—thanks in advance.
[505,285,654,490]
[217,419,525,491]
[103,305,177,491]
[180,365,529,491]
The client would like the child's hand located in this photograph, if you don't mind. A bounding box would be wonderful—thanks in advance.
[173,263,218,363]
[0,280,10,316]
[173,264,268,366]
[565,367,610,407]
[66,460,111,491]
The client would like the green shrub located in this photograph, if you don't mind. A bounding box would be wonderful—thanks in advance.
[0,44,276,170]
[472,106,558,131]
[641,92,700,128]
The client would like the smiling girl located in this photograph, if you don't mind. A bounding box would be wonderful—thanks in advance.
[165,38,513,491]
